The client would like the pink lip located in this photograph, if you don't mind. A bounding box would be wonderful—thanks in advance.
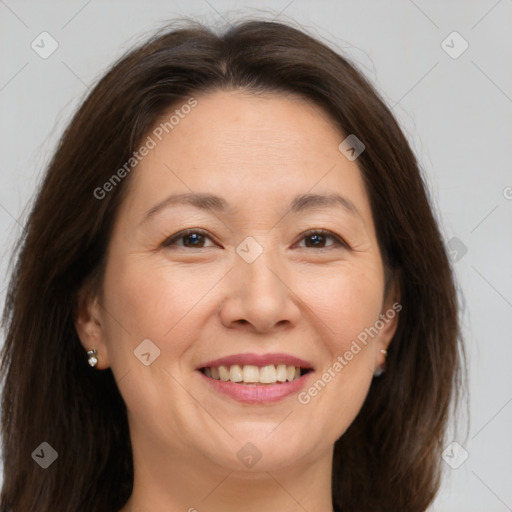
[196,352,314,370]
[197,370,313,404]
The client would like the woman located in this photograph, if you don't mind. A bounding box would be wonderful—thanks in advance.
[0,19,464,512]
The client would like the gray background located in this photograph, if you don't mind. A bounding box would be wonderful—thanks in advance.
[1,1,511,510]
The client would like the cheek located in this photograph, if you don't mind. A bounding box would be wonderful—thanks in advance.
[295,265,383,436]
[104,256,211,337]
[101,254,228,379]
[298,262,384,346]
[99,258,217,444]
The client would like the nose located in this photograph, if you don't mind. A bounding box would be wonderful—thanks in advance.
[219,241,302,334]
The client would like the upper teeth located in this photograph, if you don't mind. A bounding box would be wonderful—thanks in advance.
[203,364,302,384]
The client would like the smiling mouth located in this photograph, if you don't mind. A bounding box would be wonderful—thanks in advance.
[199,364,313,385]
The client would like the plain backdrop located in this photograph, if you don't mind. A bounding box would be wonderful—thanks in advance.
[1,1,511,510]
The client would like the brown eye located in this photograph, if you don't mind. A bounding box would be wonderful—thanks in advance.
[162,229,215,249]
[296,229,347,249]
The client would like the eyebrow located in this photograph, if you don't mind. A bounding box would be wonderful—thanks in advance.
[140,192,361,225]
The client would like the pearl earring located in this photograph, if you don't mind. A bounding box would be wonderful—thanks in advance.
[373,349,387,377]
[87,349,98,367]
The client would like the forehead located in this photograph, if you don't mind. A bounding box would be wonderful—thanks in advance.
[118,89,374,227]
[162,90,343,165]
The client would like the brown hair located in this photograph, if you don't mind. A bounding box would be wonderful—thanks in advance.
[1,19,465,512]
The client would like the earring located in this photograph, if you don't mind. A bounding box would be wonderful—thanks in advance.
[87,349,98,367]
[373,349,387,377]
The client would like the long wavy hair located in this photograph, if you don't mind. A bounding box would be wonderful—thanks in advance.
[1,19,465,512]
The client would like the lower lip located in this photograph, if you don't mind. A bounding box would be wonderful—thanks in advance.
[197,370,313,404]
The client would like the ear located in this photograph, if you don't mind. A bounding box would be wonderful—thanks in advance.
[375,271,401,369]
[74,283,111,370]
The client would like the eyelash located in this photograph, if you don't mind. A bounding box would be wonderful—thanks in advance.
[161,228,348,250]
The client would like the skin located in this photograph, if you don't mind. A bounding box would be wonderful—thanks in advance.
[76,90,399,512]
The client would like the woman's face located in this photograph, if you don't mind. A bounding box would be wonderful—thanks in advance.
[77,90,398,474]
